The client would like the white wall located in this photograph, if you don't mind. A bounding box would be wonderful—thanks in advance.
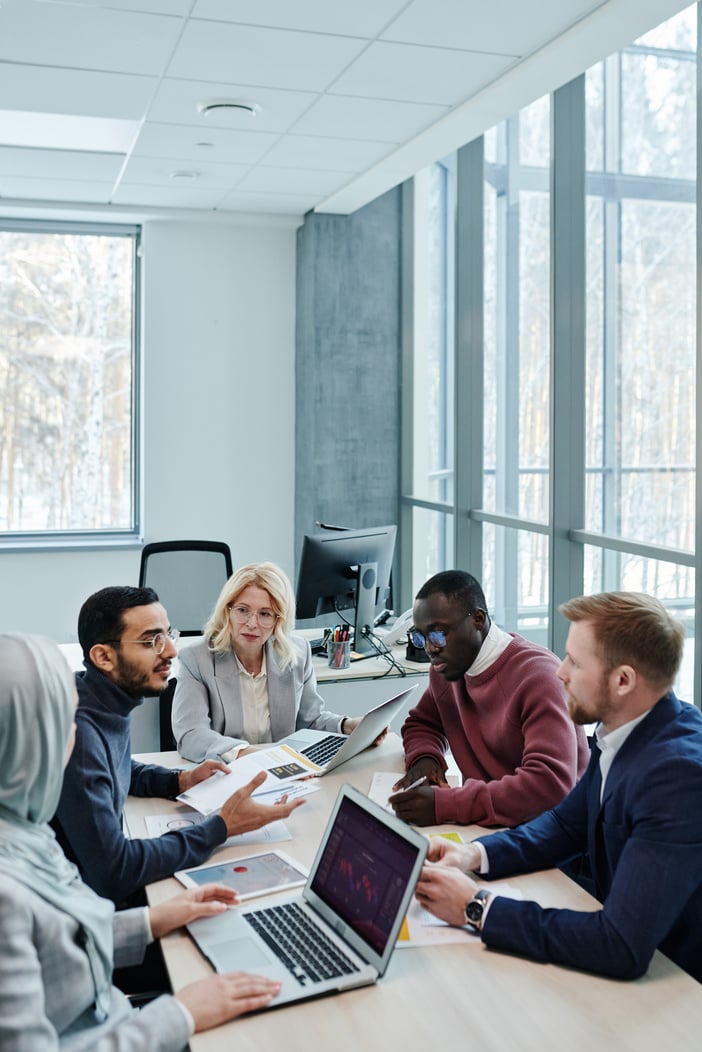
[0,215,297,642]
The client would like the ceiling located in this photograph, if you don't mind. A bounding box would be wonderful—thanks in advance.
[0,0,691,221]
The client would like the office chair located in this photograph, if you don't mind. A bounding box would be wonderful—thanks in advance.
[138,539,233,637]
[138,540,234,751]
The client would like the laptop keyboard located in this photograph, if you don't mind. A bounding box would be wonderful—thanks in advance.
[301,735,346,767]
[243,901,360,986]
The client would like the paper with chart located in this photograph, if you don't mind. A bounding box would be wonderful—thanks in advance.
[143,810,293,846]
[176,745,321,816]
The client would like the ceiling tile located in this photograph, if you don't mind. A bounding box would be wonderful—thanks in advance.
[382,0,601,57]
[262,134,395,172]
[237,166,353,196]
[330,40,517,106]
[192,0,408,38]
[111,182,225,208]
[167,20,368,92]
[292,93,448,142]
[131,122,279,165]
[0,63,156,120]
[216,188,317,214]
[119,155,248,189]
[0,145,123,181]
[39,0,192,13]
[148,78,318,133]
[0,1,183,75]
[0,175,114,204]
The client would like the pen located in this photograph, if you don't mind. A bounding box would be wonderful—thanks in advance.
[403,775,428,791]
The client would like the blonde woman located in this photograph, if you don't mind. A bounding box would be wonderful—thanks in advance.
[172,562,361,762]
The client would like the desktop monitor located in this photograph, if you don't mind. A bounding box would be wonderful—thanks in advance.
[295,525,397,656]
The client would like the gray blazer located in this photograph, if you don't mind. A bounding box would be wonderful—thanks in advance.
[0,873,189,1051]
[172,634,341,761]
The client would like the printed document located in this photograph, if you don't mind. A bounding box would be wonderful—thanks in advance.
[177,745,320,816]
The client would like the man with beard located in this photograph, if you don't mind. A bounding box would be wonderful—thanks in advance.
[414,591,702,982]
[53,586,303,907]
[390,570,588,827]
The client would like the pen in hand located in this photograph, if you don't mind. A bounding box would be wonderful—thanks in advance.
[401,775,428,792]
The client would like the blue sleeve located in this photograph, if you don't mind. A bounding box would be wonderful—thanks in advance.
[129,759,179,799]
[54,724,227,904]
[480,756,702,979]
[477,756,593,876]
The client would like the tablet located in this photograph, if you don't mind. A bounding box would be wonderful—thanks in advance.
[175,849,309,901]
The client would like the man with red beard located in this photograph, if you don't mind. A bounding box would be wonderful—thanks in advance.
[52,586,302,907]
[390,570,588,827]
[415,591,702,982]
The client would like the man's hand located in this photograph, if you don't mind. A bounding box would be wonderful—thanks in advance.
[219,771,305,837]
[388,785,436,826]
[149,883,238,940]
[178,759,229,794]
[176,973,282,1031]
[392,756,447,792]
[426,837,482,872]
[415,862,479,927]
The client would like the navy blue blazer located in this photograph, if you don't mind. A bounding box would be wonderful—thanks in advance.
[477,692,702,981]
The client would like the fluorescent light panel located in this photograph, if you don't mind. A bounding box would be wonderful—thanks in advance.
[0,110,140,153]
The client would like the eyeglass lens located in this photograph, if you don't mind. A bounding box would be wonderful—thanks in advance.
[152,629,179,653]
[409,629,447,649]
[231,605,276,628]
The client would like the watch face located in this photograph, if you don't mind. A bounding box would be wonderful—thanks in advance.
[466,899,484,923]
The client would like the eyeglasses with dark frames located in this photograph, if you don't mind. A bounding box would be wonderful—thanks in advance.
[409,612,473,651]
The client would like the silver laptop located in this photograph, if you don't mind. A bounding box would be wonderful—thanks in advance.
[186,784,427,1010]
[280,683,418,775]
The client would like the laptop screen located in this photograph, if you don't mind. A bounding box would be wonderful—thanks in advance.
[309,793,422,956]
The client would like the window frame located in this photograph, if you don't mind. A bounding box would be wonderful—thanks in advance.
[0,218,142,551]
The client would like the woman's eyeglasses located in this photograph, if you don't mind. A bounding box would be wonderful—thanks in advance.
[230,605,278,629]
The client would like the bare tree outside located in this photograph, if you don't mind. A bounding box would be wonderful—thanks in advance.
[0,227,135,533]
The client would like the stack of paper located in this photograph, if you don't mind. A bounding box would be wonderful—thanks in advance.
[177,744,321,816]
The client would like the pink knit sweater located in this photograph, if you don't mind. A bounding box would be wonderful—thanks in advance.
[401,634,589,827]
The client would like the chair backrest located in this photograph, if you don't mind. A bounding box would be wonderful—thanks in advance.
[138,540,233,636]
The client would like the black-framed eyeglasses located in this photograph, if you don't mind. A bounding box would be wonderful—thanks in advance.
[105,629,180,655]
[409,613,472,651]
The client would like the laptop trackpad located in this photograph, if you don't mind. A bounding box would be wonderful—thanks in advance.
[210,936,271,972]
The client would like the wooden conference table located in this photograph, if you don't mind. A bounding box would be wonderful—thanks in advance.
[128,736,702,1052]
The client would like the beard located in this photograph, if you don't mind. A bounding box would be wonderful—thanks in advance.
[566,671,615,726]
[114,651,170,698]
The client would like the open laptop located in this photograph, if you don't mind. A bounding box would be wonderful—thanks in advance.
[186,783,428,1009]
[280,683,418,774]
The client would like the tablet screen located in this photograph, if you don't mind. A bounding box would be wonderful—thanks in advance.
[176,850,308,901]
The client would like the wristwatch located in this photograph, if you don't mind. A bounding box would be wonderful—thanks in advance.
[464,888,491,931]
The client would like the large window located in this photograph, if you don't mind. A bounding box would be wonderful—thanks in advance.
[483,97,551,638]
[406,160,456,586]
[0,221,140,544]
[402,3,699,704]
[583,7,696,698]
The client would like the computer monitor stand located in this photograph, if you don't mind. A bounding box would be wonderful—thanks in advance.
[352,561,378,656]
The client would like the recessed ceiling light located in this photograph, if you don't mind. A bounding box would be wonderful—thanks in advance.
[169,170,200,181]
[197,99,261,117]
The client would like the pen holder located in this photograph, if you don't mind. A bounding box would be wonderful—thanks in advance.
[327,639,351,670]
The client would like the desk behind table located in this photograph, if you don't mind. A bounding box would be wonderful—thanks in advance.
[128,736,702,1052]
